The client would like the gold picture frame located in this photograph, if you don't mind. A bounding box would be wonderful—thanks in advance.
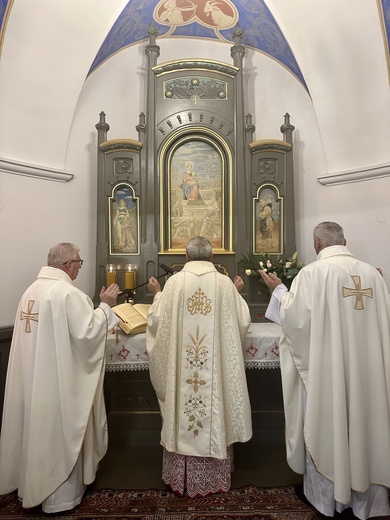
[159,129,233,253]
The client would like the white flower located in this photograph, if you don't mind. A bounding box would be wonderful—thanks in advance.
[245,269,252,276]
[259,261,264,267]
[285,261,292,268]
[266,260,272,268]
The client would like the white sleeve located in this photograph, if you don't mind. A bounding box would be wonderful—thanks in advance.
[264,284,288,325]
[99,302,120,330]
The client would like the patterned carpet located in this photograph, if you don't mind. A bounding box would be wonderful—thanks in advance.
[0,485,318,520]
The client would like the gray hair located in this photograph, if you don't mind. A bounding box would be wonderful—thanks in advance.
[47,243,80,267]
[313,222,345,247]
[186,236,213,261]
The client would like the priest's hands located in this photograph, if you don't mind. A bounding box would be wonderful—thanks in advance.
[259,270,282,291]
[233,276,245,292]
[148,276,161,295]
[100,283,120,307]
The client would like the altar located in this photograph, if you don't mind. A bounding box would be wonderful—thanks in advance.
[103,322,284,448]
[105,322,282,372]
[97,321,294,489]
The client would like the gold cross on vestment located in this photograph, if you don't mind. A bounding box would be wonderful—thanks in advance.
[342,275,373,310]
[186,371,206,393]
[20,299,39,333]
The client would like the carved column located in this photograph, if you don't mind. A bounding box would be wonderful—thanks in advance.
[280,113,296,255]
[144,24,160,279]
[231,25,249,264]
[95,112,110,302]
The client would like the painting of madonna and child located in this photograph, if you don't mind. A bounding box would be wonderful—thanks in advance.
[169,140,224,250]
[254,186,282,255]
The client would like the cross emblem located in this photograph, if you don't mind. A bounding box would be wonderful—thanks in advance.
[342,275,373,310]
[20,299,39,333]
[186,371,206,393]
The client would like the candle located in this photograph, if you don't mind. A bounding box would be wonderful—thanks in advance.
[125,271,135,289]
[106,264,116,287]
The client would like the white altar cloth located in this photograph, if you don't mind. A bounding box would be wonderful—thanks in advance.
[105,322,281,371]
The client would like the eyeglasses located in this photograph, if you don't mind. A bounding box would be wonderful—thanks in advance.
[63,259,83,266]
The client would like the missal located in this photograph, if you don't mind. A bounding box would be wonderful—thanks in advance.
[112,302,151,335]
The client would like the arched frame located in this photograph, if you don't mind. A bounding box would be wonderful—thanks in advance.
[108,182,140,256]
[159,127,233,254]
[253,183,283,255]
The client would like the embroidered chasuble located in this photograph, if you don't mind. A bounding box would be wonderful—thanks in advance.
[147,261,252,460]
[266,245,390,508]
[0,266,119,510]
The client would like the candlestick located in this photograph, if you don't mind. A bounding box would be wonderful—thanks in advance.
[106,264,117,287]
[125,265,135,289]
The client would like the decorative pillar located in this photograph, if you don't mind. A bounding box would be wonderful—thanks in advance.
[143,23,160,277]
[95,112,110,301]
[280,113,296,254]
[231,25,249,258]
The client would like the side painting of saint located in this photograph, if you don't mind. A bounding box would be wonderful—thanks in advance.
[254,186,282,254]
[109,185,139,255]
[169,140,223,250]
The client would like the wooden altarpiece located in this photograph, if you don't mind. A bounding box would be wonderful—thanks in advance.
[94,25,296,319]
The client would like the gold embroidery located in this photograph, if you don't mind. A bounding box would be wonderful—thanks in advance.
[186,371,206,393]
[20,300,39,333]
[184,394,206,437]
[186,326,208,369]
[187,287,212,315]
[342,275,373,310]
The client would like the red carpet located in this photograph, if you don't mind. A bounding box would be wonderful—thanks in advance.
[0,485,318,520]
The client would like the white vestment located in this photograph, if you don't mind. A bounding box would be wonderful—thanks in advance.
[266,245,390,519]
[146,261,252,460]
[0,266,119,512]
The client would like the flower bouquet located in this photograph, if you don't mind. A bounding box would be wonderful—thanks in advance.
[239,251,303,296]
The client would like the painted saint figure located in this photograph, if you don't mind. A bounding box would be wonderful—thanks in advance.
[259,201,274,239]
[114,198,136,250]
[180,161,202,201]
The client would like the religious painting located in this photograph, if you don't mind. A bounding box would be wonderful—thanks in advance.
[153,0,238,31]
[253,184,283,255]
[164,136,227,252]
[109,184,139,255]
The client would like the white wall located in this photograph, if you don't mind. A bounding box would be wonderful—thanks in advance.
[1,36,389,327]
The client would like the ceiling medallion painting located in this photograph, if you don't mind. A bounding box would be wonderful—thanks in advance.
[154,0,238,34]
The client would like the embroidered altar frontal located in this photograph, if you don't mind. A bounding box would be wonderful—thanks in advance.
[105,322,282,372]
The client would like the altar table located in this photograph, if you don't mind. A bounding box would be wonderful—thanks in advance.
[105,322,282,371]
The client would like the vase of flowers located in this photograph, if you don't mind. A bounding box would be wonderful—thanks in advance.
[239,251,303,298]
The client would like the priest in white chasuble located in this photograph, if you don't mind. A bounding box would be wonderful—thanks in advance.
[146,236,252,497]
[261,222,390,520]
[0,243,120,513]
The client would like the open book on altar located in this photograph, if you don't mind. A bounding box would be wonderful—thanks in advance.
[112,303,151,335]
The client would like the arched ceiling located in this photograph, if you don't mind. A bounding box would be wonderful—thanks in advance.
[87,0,308,89]
[1,0,388,91]
[0,0,389,176]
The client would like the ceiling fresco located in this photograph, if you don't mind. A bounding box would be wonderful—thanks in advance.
[88,0,308,88]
